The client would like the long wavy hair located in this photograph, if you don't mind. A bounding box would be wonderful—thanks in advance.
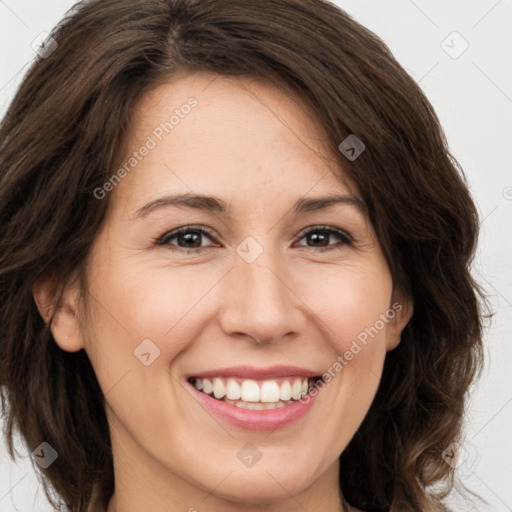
[0,0,489,510]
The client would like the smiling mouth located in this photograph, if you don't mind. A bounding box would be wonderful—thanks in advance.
[188,376,322,410]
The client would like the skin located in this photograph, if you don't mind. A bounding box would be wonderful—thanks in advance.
[33,72,413,512]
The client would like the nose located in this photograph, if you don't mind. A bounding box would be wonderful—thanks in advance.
[217,243,306,345]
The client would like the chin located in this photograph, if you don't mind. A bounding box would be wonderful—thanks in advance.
[202,461,319,503]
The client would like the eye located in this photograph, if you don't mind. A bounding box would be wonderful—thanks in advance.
[155,225,217,253]
[155,224,352,254]
[294,225,352,251]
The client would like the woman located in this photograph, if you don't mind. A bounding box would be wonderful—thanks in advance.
[0,0,487,511]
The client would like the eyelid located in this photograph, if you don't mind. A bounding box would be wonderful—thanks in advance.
[155,225,217,246]
[294,224,352,245]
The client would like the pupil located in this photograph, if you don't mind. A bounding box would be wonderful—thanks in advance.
[309,232,328,246]
[180,232,201,248]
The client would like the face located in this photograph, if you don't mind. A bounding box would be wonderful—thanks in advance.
[35,73,412,511]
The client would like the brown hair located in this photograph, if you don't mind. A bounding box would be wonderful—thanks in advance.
[0,0,489,510]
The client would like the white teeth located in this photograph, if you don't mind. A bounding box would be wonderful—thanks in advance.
[279,380,292,401]
[212,378,226,399]
[291,379,302,400]
[240,379,260,402]
[193,376,317,403]
[300,378,308,398]
[226,378,241,400]
[203,378,213,395]
[226,398,293,410]
[260,380,280,402]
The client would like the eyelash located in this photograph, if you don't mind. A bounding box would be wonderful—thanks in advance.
[155,224,353,254]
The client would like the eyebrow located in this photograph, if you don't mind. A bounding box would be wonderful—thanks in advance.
[133,192,368,219]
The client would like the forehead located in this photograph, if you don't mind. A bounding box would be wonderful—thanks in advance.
[110,72,358,215]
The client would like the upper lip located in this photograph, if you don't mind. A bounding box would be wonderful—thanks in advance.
[187,365,321,380]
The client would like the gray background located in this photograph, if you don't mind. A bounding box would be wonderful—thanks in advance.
[1,1,511,511]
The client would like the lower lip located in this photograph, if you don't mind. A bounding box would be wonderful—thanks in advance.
[188,382,318,431]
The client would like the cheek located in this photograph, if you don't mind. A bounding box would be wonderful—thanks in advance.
[83,254,218,373]
[306,268,392,447]
[302,261,393,346]
[299,261,393,415]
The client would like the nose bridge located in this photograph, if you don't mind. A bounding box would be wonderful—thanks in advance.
[219,237,303,343]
